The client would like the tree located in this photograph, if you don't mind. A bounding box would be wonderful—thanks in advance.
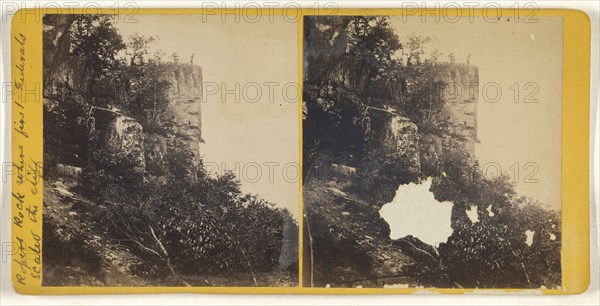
[346,16,401,94]
[69,15,125,97]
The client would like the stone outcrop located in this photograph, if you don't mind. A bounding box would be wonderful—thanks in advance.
[42,15,83,96]
[143,62,204,173]
[417,64,479,176]
[437,64,479,156]
[162,63,204,159]
[166,63,203,100]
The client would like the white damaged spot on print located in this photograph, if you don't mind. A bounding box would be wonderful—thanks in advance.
[465,205,479,224]
[379,178,453,246]
[486,204,495,217]
[525,230,535,246]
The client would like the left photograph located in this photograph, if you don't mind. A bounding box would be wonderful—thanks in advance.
[41,14,299,287]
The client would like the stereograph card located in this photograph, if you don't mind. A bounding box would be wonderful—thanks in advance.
[6,6,591,295]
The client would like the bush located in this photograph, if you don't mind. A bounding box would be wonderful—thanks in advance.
[78,149,145,198]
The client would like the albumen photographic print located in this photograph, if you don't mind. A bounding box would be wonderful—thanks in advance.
[302,15,563,289]
[41,14,299,287]
[8,7,591,296]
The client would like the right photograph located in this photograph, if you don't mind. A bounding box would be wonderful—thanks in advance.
[302,16,563,289]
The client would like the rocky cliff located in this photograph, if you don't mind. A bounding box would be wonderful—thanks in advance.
[43,15,84,96]
[163,63,204,156]
[436,64,479,156]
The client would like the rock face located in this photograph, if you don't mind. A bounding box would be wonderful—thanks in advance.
[42,15,82,96]
[143,62,204,173]
[437,64,479,156]
[418,64,478,176]
[166,63,203,100]
[162,63,204,159]
[104,115,145,170]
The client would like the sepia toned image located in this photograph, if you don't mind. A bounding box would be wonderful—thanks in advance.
[4,3,595,299]
[302,16,562,289]
[41,14,299,287]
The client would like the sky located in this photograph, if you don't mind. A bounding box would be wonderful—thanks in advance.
[389,16,563,210]
[115,15,300,218]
